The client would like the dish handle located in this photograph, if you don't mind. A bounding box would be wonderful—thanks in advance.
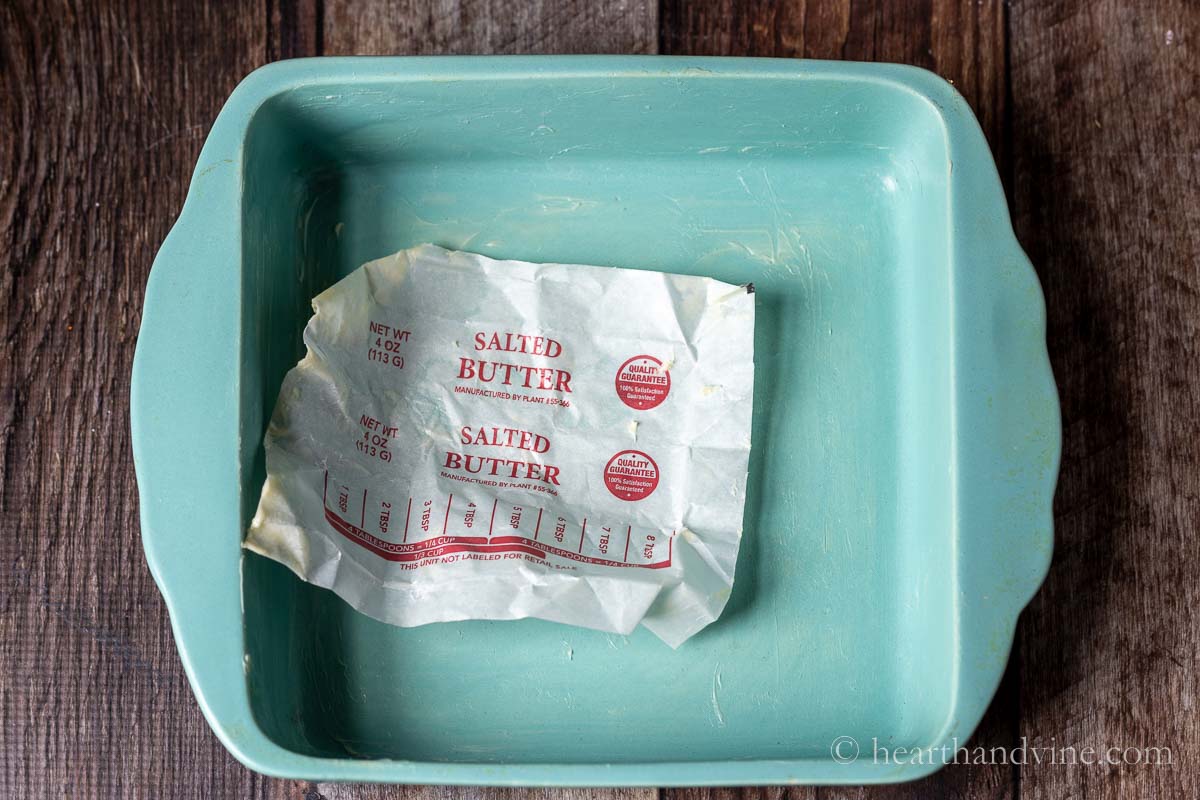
[130,156,267,764]
[950,221,1061,732]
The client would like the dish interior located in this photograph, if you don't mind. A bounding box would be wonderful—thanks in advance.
[239,73,957,763]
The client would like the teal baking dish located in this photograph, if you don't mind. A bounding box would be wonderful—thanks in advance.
[131,56,1060,785]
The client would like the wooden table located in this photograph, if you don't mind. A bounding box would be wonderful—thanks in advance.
[2,1,1196,797]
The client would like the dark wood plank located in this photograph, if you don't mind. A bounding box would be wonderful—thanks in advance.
[0,1,302,798]
[316,788,658,800]
[1009,1,1200,798]
[268,0,324,62]
[659,2,1015,799]
[321,0,657,55]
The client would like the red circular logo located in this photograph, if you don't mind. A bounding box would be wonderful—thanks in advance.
[603,450,660,501]
[615,355,670,410]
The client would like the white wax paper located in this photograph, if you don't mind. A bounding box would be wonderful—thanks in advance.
[245,244,755,646]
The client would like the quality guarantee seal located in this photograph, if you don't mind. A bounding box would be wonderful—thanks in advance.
[615,355,670,410]
[603,450,660,501]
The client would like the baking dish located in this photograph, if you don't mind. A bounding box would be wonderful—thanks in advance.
[131,56,1060,785]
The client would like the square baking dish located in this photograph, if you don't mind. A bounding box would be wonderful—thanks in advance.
[131,56,1060,785]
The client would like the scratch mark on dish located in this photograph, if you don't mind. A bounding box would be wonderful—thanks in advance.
[710,664,727,727]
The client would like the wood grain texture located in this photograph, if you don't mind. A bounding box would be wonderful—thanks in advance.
[1010,0,1200,798]
[1,0,1197,797]
[315,788,657,800]
[321,0,657,55]
[0,2,297,798]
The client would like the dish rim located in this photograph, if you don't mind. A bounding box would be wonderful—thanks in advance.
[130,55,1061,786]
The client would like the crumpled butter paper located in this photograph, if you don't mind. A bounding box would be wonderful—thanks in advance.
[245,244,755,647]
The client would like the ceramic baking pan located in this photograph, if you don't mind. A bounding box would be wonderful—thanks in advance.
[131,56,1060,785]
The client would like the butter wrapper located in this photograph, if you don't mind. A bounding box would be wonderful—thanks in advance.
[245,244,755,646]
